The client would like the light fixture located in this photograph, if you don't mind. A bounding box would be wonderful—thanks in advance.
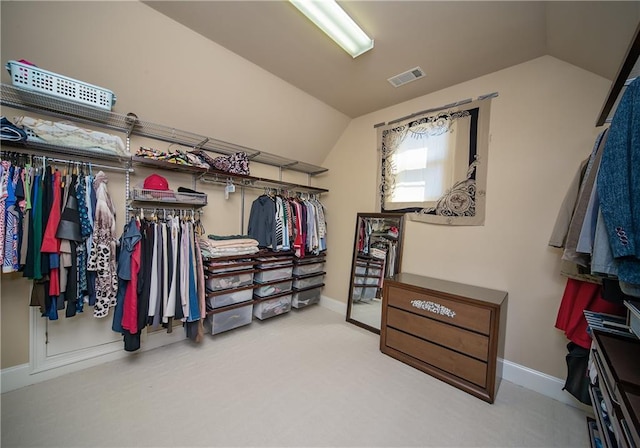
[289,0,374,58]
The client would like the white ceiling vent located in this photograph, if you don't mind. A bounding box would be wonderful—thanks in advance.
[388,67,426,87]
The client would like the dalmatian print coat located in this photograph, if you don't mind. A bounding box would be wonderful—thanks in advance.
[87,171,118,318]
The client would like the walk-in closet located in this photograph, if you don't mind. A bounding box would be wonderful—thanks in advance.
[1,2,639,447]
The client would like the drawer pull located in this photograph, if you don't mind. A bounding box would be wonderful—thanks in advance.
[410,299,456,319]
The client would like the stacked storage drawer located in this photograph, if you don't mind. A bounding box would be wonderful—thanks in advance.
[253,254,294,320]
[292,254,326,309]
[204,257,256,335]
[352,257,384,302]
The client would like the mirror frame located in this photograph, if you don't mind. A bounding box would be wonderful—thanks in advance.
[346,212,405,334]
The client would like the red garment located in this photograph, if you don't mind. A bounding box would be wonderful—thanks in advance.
[122,220,141,334]
[293,201,305,258]
[49,267,60,297]
[40,171,61,253]
[40,171,61,297]
[555,278,625,349]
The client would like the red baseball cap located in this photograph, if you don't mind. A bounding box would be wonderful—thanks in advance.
[143,174,169,191]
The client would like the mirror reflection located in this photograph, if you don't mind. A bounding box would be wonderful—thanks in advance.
[346,212,405,334]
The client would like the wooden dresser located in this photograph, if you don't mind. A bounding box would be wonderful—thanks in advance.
[588,330,640,448]
[380,273,507,403]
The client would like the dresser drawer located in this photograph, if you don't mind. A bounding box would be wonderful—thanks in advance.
[381,274,507,403]
[620,387,640,448]
[387,306,489,361]
[386,327,487,387]
[387,284,492,335]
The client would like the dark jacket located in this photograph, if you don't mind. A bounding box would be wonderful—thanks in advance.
[247,195,276,248]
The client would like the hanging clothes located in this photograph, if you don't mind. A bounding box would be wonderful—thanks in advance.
[597,77,640,296]
[88,171,118,318]
[2,164,23,273]
[247,192,327,257]
[40,169,62,306]
[247,194,277,248]
[0,160,11,266]
[555,278,625,349]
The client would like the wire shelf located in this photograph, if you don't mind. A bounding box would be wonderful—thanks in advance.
[132,188,207,206]
[0,139,130,163]
[1,83,329,176]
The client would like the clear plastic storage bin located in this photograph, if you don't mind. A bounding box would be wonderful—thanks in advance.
[354,275,380,286]
[253,279,293,298]
[206,285,254,309]
[296,254,326,264]
[207,302,253,335]
[254,266,293,283]
[292,262,324,276]
[256,256,294,269]
[355,265,382,277]
[292,273,325,289]
[206,260,254,273]
[206,269,254,292]
[352,286,377,301]
[291,286,323,308]
[253,293,292,320]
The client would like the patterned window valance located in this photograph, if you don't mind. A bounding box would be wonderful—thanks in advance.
[378,97,493,226]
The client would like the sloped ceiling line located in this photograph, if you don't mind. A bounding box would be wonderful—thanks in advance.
[144,1,640,119]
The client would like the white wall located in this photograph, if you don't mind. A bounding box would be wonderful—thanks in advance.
[320,56,611,379]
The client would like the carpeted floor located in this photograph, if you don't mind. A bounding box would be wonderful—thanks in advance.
[1,305,588,447]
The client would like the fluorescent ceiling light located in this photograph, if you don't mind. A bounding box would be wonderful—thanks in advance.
[289,0,374,58]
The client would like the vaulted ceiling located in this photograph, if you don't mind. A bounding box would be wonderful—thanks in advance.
[146,1,640,118]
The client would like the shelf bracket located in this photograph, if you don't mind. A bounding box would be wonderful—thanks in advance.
[194,137,209,151]
[124,112,138,137]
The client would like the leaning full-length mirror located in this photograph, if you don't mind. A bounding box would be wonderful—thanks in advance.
[346,212,405,334]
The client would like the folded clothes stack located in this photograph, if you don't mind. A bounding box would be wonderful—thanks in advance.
[200,235,260,258]
[12,116,128,156]
[136,146,210,169]
[1,116,28,142]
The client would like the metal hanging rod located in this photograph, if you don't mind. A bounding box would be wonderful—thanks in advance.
[40,156,134,173]
[380,92,499,127]
[127,206,202,217]
[199,175,327,195]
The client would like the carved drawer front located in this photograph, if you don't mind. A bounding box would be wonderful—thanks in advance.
[387,285,492,335]
[386,307,489,361]
[386,327,487,387]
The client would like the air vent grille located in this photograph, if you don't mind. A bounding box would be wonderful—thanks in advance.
[388,67,425,87]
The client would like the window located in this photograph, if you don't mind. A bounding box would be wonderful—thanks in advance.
[378,97,492,226]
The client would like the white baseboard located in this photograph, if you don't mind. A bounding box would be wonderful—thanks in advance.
[320,295,347,315]
[1,329,186,393]
[1,363,31,393]
[2,297,588,411]
[319,296,588,410]
[499,358,591,410]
